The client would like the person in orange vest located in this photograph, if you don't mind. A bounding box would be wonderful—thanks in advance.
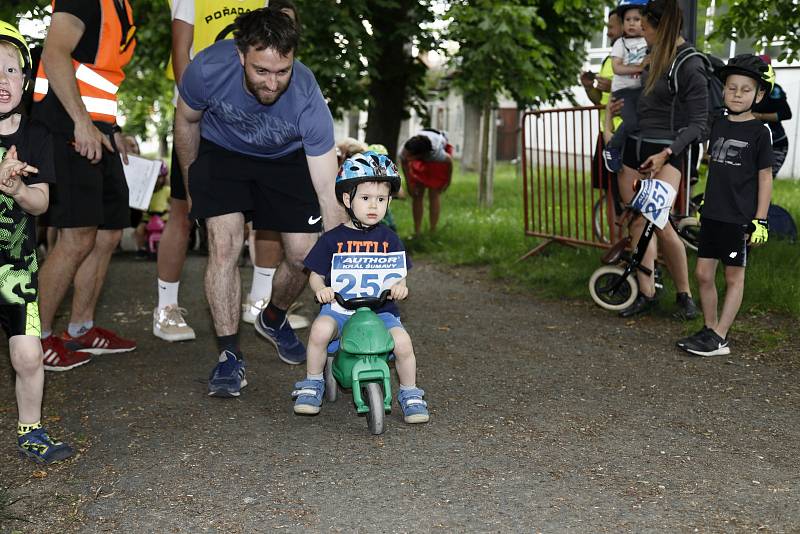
[32,0,138,370]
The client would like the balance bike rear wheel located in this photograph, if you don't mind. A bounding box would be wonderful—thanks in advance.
[324,355,337,402]
[676,217,700,252]
[589,265,638,311]
[364,382,385,435]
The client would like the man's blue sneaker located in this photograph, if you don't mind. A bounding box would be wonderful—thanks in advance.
[602,147,622,173]
[18,428,74,464]
[208,350,247,397]
[397,388,430,424]
[255,314,306,365]
[292,379,324,415]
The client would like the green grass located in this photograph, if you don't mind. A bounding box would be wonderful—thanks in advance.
[391,161,800,319]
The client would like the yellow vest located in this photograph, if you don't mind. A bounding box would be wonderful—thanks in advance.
[166,0,265,80]
[598,56,623,133]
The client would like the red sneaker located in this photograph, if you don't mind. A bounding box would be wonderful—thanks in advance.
[42,336,92,372]
[62,326,137,355]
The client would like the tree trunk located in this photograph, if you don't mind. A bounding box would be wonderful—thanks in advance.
[347,109,360,139]
[363,1,415,158]
[461,98,482,172]
[478,102,491,208]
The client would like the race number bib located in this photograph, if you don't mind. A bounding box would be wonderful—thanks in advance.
[631,179,676,229]
[330,252,407,315]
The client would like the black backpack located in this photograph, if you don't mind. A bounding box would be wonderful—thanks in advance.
[667,47,725,141]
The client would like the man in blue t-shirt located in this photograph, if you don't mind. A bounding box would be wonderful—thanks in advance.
[174,8,346,398]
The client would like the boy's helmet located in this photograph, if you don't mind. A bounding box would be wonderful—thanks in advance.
[0,21,32,91]
[336,151,401,231]
[616,0,648,16]
[717,54,774,92]
[335,151,401,204]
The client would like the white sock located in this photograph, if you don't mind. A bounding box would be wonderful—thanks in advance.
[249,267,275,303]
[158,279,180,310]
[307,373,324,381]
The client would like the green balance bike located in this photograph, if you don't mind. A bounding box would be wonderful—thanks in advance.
[324,290,394,435]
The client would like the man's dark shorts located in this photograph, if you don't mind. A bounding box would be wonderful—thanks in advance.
[698,217,749,267]
[169,145,187,201]
[188,139,322,233]
[47,130,130,229]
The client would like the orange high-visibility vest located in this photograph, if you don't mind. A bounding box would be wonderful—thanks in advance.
[33,0,136,124]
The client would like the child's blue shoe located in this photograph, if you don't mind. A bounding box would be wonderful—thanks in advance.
[18,428,74,464]
[292,379,324,415]
[602,147,622,173]
[397,387,429,424]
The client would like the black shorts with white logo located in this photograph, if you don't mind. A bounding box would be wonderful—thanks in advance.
[47,130,130,229]
[697,217,749,267]
[188,139,322,233]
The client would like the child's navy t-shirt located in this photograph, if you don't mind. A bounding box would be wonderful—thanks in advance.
[304,224,411,317]
[703,117,774,225]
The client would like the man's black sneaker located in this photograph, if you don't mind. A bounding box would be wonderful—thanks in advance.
[681,328,730,357]
[619,294,658,318]
[676,326,710,349]
[674,292,700,320]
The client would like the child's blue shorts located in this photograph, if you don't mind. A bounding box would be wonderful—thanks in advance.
[319,303,403,353]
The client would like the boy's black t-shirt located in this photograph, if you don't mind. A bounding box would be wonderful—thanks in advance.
[304,224,412,317]
[702,117,774,225]
[0,117,56,305]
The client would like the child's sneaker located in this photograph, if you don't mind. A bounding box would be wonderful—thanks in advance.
[63,326,136,355]
[18,428,74,464]
[208,350,247,397]
[397,388,430,424]
[676,326,710,349]
[674,292,700,320]
[292,379,324,415]
[254,314,306,364]
[681,329,730,357]
[602,147,622,173]
[42,336,92,372]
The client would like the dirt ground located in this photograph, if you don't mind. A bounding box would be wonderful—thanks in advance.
[1,253,798,533]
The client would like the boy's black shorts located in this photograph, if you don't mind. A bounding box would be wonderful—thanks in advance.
[698,217,749,267]
[0,302,41,338]
[188,139,322,233]
[622,136,686,173]
[47,130,130,229]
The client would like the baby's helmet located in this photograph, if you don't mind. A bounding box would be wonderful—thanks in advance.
[717,54,774,92]
[0,21,32,91]
[616,0,648,16]
[335,151,401,205]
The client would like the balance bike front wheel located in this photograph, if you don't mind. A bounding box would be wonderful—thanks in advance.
[589,265,638,311]
[364,382,385,435]
[324,355,338,402]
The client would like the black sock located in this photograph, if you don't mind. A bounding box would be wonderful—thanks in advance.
[262,302,287,328]
[217,333,240,357]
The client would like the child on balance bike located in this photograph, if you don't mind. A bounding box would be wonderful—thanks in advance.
[292,151,429,424]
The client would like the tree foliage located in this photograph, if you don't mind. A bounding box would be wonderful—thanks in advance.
[710,0,800,62]
[447,0,606,109]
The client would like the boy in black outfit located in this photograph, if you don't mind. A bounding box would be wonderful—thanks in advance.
[677,55,774,357]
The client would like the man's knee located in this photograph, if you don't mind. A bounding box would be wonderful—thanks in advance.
[52,227,96,260]
[95,229,123,253]
[11,342,43,377]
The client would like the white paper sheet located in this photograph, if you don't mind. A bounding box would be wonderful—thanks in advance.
[123,155,161,210]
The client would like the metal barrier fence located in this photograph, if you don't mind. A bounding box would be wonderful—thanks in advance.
[519,105,691,260]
